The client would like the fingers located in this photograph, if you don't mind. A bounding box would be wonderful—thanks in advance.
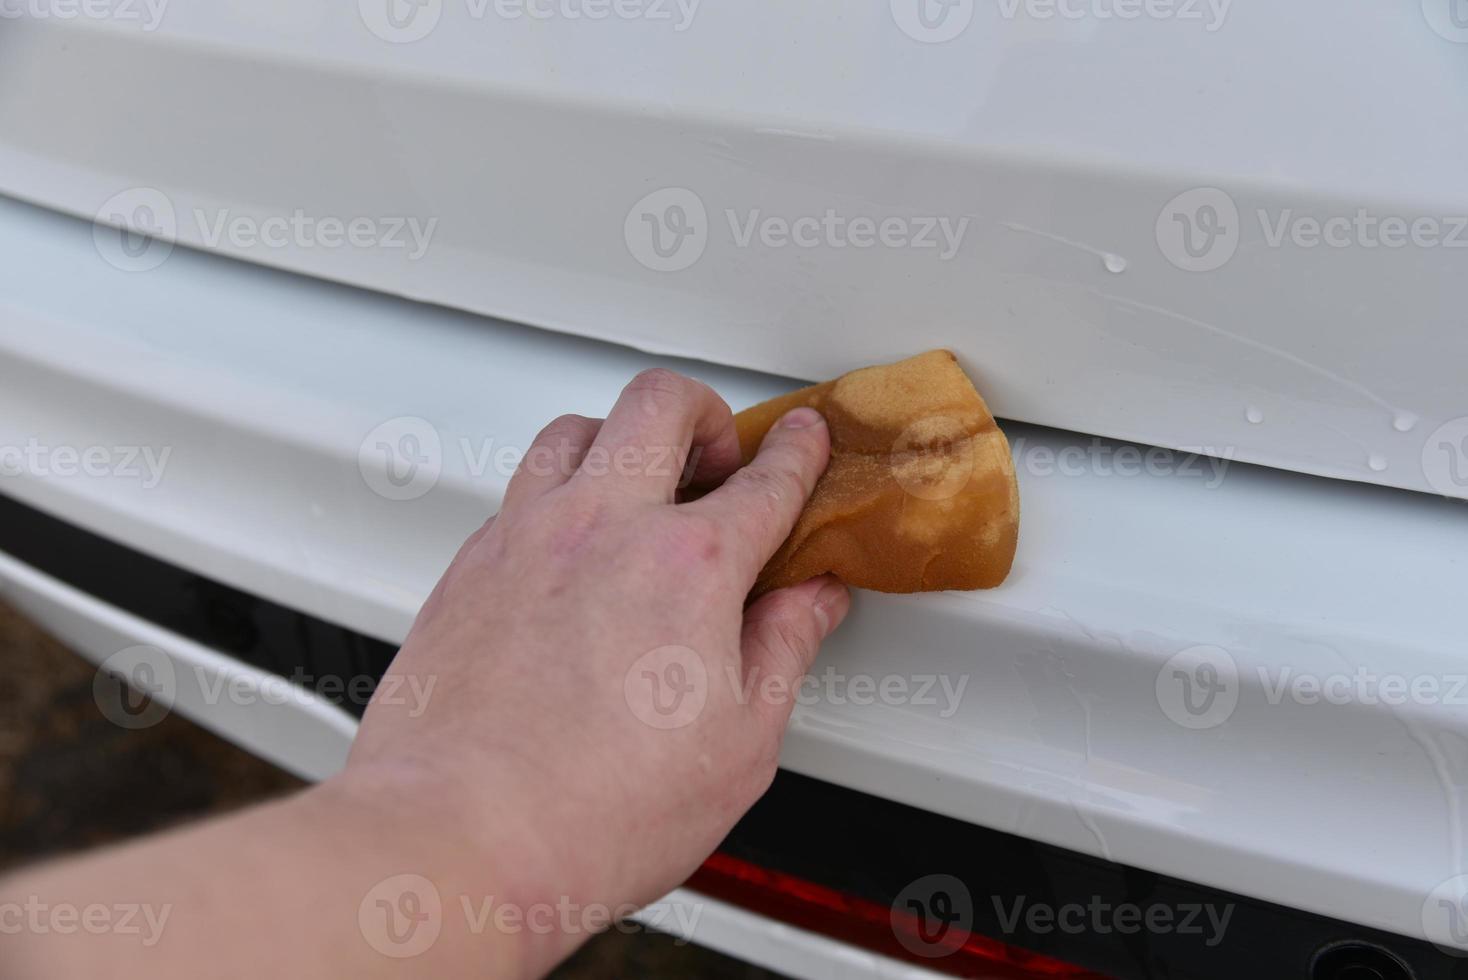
[740,574,851,724]
[687,407,830,581]
[580,369,744,503]
[501,414,603,513]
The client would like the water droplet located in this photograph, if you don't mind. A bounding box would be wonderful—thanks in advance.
[1102,253,1128,274]
[1368,454,1388,472]
[1392,411,1418,433]
[1245,406,1264,424]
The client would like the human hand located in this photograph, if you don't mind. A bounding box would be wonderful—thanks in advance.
[0,368,851,980]
[344,368,852,975]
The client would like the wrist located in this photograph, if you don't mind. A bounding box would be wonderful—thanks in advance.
[320,762,585,978]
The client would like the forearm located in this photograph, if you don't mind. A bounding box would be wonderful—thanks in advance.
[0,770,549,979]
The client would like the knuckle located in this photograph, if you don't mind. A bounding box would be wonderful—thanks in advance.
[536,413,595,445]
[654,513,725,569]
[626,368,693,406]
[763,615,816,674]
[524,415,595,478]
[452,517,496,563]
[744,613,814,691]
[730,462,802,508]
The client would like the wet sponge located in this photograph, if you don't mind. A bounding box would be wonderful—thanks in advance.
[734,350,1019,596]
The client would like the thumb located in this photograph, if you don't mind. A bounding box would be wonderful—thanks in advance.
[688,407,831,585]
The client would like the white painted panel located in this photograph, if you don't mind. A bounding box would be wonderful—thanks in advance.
[1,5,1466,496]
[3,199,1467,946]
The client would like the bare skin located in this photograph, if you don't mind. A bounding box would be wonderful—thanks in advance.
[0,368,851,979]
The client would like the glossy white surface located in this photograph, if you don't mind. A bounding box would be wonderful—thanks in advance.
[638,889,945,980]
[1,6,1467,498]
[3,198,1467,946]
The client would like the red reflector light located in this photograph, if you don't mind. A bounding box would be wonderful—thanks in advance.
[686,852,1112,979]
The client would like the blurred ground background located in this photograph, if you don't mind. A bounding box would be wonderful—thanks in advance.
[0,599,781,978]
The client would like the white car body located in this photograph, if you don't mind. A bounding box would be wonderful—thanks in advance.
[2,4,1467,976]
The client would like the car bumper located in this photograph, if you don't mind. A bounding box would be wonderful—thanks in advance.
[4,193,1468,966]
